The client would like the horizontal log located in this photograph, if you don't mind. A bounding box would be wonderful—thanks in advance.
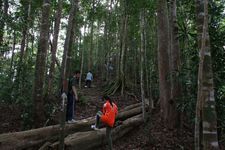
[50,114,143,150]
[0,103,143,150]
[122,102,141,111]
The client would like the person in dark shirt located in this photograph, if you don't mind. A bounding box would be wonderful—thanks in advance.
[66,70,80,123]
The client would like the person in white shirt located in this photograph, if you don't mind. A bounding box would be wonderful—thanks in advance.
[85,71,93,88]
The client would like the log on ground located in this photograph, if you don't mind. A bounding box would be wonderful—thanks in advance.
[50,114,143,150]
[0,103,142,150]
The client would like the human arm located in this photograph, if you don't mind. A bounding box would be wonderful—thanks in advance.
[72,85,78,101]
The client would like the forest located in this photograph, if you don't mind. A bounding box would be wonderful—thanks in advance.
[0,0,225,149]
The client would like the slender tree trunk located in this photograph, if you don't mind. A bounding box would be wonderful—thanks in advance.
[140,9,146,122]
[0,0,3,48]
[16,0,31,91]
[79,28,85,89]
[0,0,8,52]
[10,31,16,80]
[156,0,171,124]
[32,0,51,128]
[195,0,219,149]
[88,0,95,71]
[47,0,62,95]
[59,0,76,92]
[103,19,108,82]
[59,0,78,149]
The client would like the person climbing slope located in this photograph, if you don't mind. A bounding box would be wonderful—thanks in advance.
[85,70,93,88]
[91,95,118,150]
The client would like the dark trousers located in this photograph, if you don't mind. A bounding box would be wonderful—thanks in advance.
[85,80,91,88]
[95,111,102,128]
[66,93,75,121]
[106,127,113,150]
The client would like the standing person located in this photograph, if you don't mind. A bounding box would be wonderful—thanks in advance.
[66,70,80,123]
[85,71,93,88]
[91,95,118,150]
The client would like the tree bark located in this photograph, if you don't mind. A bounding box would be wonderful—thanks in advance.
[59,0,77,93]
[119,0,128,96]
[79,24,86,89]
[32,0,51,128]
[10,31,16,79]
[195,0,219,149]
[0,0,8,52]
[47,0,62,95]
[168,0,180,128]
[156,0,171,124]
[88,0,95,71]
[140,8,146,122]
[0,0,3,48]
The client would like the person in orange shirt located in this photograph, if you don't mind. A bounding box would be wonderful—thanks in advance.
[91,95,118,150]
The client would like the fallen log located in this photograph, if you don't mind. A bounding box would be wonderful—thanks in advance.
[50,114,143,150]
[122,102,141,111]
[0,103,143,150]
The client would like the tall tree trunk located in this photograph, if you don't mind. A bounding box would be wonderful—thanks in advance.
[47,0,62,95]
[140,8,146,122]
[32,0,51,128]
[0,0,8,52]
[10,31,16,80]
[79,24,86,89]
[168,0,180,128]
[0,0,3,49]
[15,0,31,93]
[88,0,95,71]
[195,0,219,149]
[119,0,128,96]
[156,0,171,125]
[59,0,77,92]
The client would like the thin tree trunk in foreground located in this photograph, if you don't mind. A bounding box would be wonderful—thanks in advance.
[140,9,146,122]
[32,0,51,128]
[47,0,62,95]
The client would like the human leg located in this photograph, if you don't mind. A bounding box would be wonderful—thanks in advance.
[87,80,91,88]
[106,127,113,150]
[66,93,73,121]
[91,111,102,129]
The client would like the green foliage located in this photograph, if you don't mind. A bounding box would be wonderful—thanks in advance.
[209,0,225,144]
[78,95,88,105]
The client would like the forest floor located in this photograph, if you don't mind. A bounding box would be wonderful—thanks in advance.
[1,78,222,149]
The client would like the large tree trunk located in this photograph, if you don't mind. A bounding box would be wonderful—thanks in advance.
[50,115,143,150]
[156,0,171,125]
[195,0,219,149]
[119,0,128,96]
[168,0,180,128]
[0,103,143,150]
[32,0,51,128]
[47,0,62,95]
